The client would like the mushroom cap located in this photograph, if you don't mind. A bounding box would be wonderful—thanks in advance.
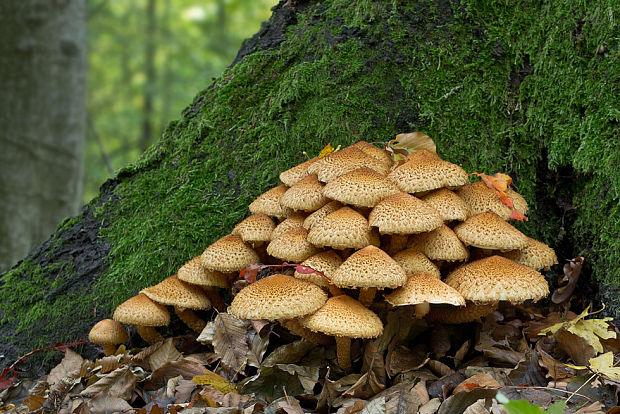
[229,274,327,321]
[299,295,383,338]
[403,149,442,163]
[200,235,260,272]
[113,293,170,327]
[271,212,307,239]
[303,200,343,230]
[407,225,469,262]
[248,184,292,219]
[330,245,407,289]
[307,207,380,250]
[453,212,529,251]
[421,189,471,222]
[456,181,529,220]
[351,141,394,168]
[392,248,441,278]
[444,256,549,303]
[426,302,499,324]
[89,319,128,346]
[387,158,468,193]
[294,251,343,287]
[368,192,443,234]
[267,227,320,262]
[384,273,465,307]
[280,174,329,212]
[231,213,276,244]
[501,237,558,271]
[309,147,391,183]
[178,256,230,288]
[141,275,212,310]
[280,157,319,186]
[323,167,400,208]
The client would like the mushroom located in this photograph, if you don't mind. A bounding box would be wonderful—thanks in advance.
[267,227,320,263]
[248,184,292,219]
[453,212,529,251]
[231,213,276,246]
[501,237,558,271]
[271,213,307,239]
[178,256,229,312]
[88,319,128,356]
[294,251,343,288]
[456,181,528,220]
[280,174,330,212]
[200,235,259,273]
[307,207,379,250]
[426,302,499,324]
[421,188,471,222]
[322,167,399,208]
[387,158,468,194]
[351,141,393,169]
[113,293,170,344]
[309,146,390,183]
[299,295,383,371]
[280,157,319,187]
[407,225,469,262]
[368,192,443,235]
[392,248,441,278]
[303,200,343,230]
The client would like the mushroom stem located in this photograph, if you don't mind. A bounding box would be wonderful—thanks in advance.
[412,302,430,318]
[174,307,207,333]
[335,336,352,371]
[358,288,377,307]
[101,344,117,356]
[282,319,333,345]
[328,284,344,297]
[387,234,408,255]
[203,287,227,312]
[136,326,164,344]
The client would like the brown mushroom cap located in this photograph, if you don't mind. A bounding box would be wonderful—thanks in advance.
[267,227,320,262]
[299,295,383,339]
[89,319,128,346]
[352,141,393,168]
[271,212,307,239]
[294,251,343,287]
[501,237,558,271]
[231,213,276,244]
[384,273,465,307]
[178,256,230,288]
[456,181,528,220]
[229,274,328,321]
[113,293,170,327]
[368,192,443,234]
[248,184,292,219]
[141,275,212,310]
[426,302,499,324]
[307,207,379,250]
[200,235,260,272]
[309,147,391,183]
[453,212,529,251]
[303,200,343,230]
[387,159,468,193]
[421,189,471,222]
[407,225,469,262]
[392,248,441,278]
[444,256,549,303]
[323,167,400,208]
[280,174,329,212]
[280,157,319,186]
[330,245,407,289]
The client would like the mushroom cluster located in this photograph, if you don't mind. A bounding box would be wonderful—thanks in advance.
[88,141,557,369]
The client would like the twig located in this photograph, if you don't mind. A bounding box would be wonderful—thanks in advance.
[565,373,597,404]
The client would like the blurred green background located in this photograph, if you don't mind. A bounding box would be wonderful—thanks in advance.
[85,0,274,201]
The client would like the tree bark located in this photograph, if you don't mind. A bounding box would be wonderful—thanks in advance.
[0,0,86,273]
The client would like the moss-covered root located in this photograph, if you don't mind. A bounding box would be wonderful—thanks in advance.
[136,326,164,344]
[174,307,207,333]
[336,336,352,372]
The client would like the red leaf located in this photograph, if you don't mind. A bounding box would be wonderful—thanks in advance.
[240,263,260,283]
[293,265,316,274]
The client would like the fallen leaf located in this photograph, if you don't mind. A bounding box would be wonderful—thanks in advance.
[48,349,85,385]
[428,373,466,399]
[381,381,423,413]
[588,352,620,380]
[574,401,606,413]
[144,359,207,391]
[385,345,429,377]
[438,388,498,414]
[318,143,339,158]
[316,371,361,411]
[507,348,548,386]
[388,132,437,155]
[212,313,251,372]
[469,172,527,221]
[418,397,442,414]
[247,325,271,368]
[240,366,306,400]
[359,396,386,413]
[276,363,320,394]
[362,342,386,385]
[173,379,197,403]
[192,369,237,393]
[430,325,452,358]
[427,359,454,377]
[262,340,315,367]
[21,394,46,411]
[342,371,385,400]
[87,393,133,414]
[463,399,490,414]
[454,373,501,394]
[475,332,526,367]
[551,257,584,304]
[81,366,138,401]
[265,396,304,414]
[148,338,182,371]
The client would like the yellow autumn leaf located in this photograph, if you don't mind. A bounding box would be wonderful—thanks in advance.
[388,132,437,156]
[192,369,237,393]
[318,143,340,158]
[588,352,620,380]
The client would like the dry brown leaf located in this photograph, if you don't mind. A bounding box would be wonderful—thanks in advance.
[212,313,252,372]
[316,371,362,411]
[475,332,525,366]
[132,340,168,370]
[247,326,270,368]
[552,257,584,304]
[251,320,271,337]
[381,381,423,413]
[463,399,490,414]
[48,349,86,385]
[573,401,606,413]
[342,371,385,400]
[454,340,471,369]
[192,369,237,393]
[145,359,207,391]
[261,340,315,367]
[418,397,442,414]
[266,396,304,414]
[173,379,198,403]
[554,328,597,366]
[430,325,452,358]
[427,373,466,399]
[506,348,547,386]
[21,394,46,411]
[93,355,123,374]
[362,342,386,385]
[81,366,138,401]
[427,360,454,377]
[386,345,430,377]
[220,392,258,409]
[148,338,182,371]
[453,373,500,394]
[535,342,576,380]
[87,393,133,413]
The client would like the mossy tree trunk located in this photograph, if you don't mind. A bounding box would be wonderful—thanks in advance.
[0,0,617,373]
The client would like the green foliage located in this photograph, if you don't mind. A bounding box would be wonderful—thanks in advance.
[496,392,567,414]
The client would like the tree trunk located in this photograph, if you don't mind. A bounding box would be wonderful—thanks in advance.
[0,0,86,273]
[0,0,617,374]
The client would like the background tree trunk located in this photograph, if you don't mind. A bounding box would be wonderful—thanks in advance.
[0,0,617,374]
[0,0,86,273]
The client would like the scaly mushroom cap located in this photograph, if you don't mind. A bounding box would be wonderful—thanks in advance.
[294,251,343,287]
[113,293,170,327]
[384,273,465,307]
[368,192,443,234]
[229,274,327,321]
[456,181,529,220]
[178,256,230,288]
[426,303,499,324]
[309,147,391,183]
[141,275,212,310]
[323,167,400,208]
[280,174,329,212]
[248,184,292,219]
[271,212,307,239]
[299,295,383,339]
[267,227,320,262]
[404,149,442,163]
[421,189,471,222]
[231,213,276,244]
[387,158,468,193]
[392,248,441,278]
[444,256,549,303]
[280,157,319,186]
[89,319,128,346]
[303,200,343,230]
[307,207,380,250]
[454,212,529,251]
[407,225,469,262]
[200,235,260,272]
[501,237,558,271]
[351,141,393,168]
[330,245,407,289]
